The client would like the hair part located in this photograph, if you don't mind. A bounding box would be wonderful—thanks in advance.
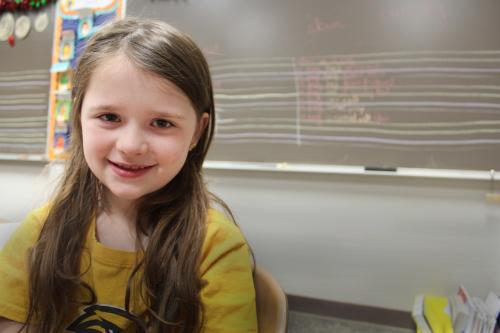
[26,17,222,333]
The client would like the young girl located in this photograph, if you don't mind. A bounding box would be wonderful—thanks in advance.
[0,18,257,333]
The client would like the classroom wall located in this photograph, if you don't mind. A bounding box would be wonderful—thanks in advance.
[0,161,499,311]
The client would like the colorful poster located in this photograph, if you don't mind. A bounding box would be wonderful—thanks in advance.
[47,0,125,160]
[59,30,75,61]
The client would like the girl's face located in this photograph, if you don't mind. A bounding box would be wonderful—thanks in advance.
[81,54,208,206]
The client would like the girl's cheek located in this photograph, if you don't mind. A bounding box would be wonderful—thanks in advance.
[83,127,111,152]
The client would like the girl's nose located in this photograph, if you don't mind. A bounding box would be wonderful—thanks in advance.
[116,126,148,156]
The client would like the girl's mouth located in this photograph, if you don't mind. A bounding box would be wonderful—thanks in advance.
[108,160,155,178]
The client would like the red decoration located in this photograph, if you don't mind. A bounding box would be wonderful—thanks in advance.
[8,34,14,47]
[0,0,54,14]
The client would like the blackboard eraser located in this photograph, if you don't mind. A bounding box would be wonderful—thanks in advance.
[364,166,398,172]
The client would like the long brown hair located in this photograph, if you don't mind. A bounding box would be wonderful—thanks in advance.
[25,18,224,333]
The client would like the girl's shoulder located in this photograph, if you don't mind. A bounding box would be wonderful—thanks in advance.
[200,209,250,270]
[205,209,245,243]
[15,204,51,242]
[21,204,51,230]
[25,204,51,224]
[0,204,50,256]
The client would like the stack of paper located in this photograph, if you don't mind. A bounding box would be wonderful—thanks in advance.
[457,285,499,333]
[450,294,470,333]
[412,287,500,333]
[413,295,432,333]
[413,294,453,333]
[424,295,453,333]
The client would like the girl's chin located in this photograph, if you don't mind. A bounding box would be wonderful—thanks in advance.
[101,182,165,203]
[103,188,148,203]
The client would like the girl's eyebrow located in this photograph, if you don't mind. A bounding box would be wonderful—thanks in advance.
[89,104,186,120]
[151,110,186,120]
[88,104,120,112]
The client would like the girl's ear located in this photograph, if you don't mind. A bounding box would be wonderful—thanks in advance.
[192,112,210,146]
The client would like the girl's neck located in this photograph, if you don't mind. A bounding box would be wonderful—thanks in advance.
[100,190,138,225]
[95,190,141,252]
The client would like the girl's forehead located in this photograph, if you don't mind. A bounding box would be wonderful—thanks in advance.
[88,53,190,104]
[93,53,150,81]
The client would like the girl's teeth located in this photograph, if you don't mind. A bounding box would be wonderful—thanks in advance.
[123,165,144,170]
[116,163,148,170]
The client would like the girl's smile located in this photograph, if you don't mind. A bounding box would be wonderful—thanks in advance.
[108,160,157,178]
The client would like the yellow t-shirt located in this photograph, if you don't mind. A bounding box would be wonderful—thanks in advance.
[0,206,257,332]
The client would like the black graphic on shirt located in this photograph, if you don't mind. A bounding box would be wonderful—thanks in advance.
[66,304,144,333]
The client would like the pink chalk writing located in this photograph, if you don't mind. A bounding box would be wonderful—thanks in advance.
[307,16,345,35]
[295,56,395,125]
[341,59,394,96]
[297,63,325,122]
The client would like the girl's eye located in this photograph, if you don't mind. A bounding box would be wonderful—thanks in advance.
[98,113,120,122]
[152,119,172,128]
